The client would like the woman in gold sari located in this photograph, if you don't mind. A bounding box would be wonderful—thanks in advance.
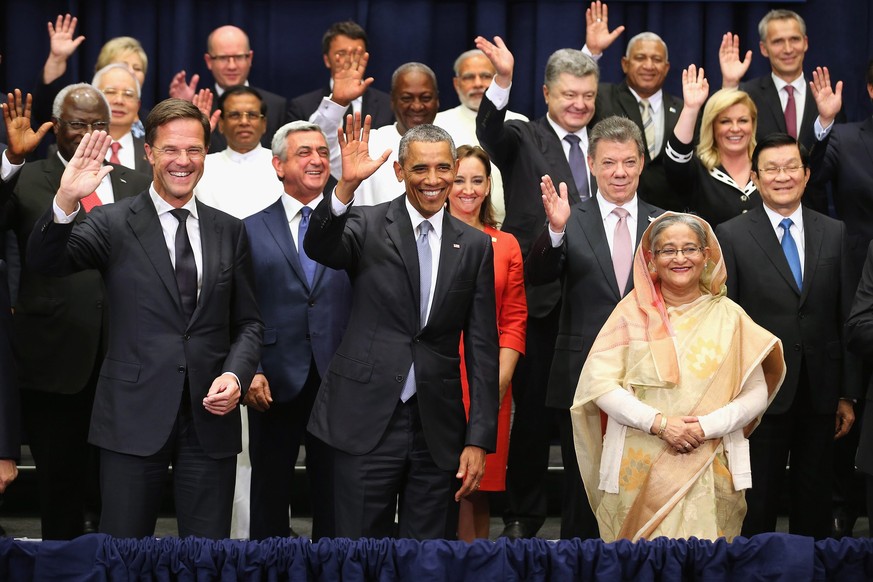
[571,212,785,542]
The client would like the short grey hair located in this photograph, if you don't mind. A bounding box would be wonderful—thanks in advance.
[397,124,456,166]
[625,32,669,61]
[92,63,142,98]
[52,83,111,119]
[544,49,599,89]
[391,62,438,94]
[758,9,806,42]
[453,49,486,76]
[271,121,328,161]
[588,116,645,159]
[648,214,708,250]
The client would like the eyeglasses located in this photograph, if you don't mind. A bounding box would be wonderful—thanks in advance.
[757,164,804,177]
[152,146,206,160]
[654,246,704,259]
[102,88,138,101]
[224,110,265,121]
[208,53,251,64]
[57,119,110,132]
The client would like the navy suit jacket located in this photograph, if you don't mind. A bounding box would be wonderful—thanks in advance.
[244,196,352,402]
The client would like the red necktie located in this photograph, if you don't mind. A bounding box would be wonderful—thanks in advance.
[784,86,797,139]
[81,192,102,213]
[109,142,122,165]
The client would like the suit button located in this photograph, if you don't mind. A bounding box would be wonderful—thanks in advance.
[308,301,315,307]
[96,301,103,308]
[305,333,311,340]
[793,344,801,351]
[395,375,403,382]
[178,366,186,373]
[741,195,748,202]
[742,210,748,214]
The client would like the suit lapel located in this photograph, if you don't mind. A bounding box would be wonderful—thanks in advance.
[385,198,421,316]
[662,94,682,157]
[262,198,310,288]
[799,207,822,306]
[127,192,185,312]
[576,200,621,300]
[194,200,222,324]
[761,77,788,134]
[747,207,800,295]
[427,214,465,324]
[860,118,873,167]
[535,117,583,203]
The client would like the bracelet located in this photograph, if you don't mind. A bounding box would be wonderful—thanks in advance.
[656,415,667,438]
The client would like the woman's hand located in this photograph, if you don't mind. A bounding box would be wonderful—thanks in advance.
[660,416,703,454]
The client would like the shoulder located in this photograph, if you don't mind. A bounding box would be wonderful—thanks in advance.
[252,86,287,107]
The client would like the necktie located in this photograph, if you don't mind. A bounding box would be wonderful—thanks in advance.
[564,134,590,201]
[400,220,433,403]
[612,207,633,293]
[109,142,122,165]
[297,206,317,286]
[81,192,102,213]
[784,85,797,139]
[640,99,657,159]
[779,218,802,290]
[170,209,198,319]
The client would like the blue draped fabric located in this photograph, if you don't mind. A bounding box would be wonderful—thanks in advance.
[3,534,873,581]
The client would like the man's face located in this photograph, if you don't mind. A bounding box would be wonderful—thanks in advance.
[95,67,140,134]
[144,118,207,207]
[272,130,330,203]
[759,18,808,82]
[204,28,252,89]
[391,70,439,134]
[453,54,496,111]
[621,39,670,99]
[53,88,111,161]
[587,139,643,205]
[323,34,367,78]
[393,140,457,218]
[543,73,597,133]
[217,93,266,153]
[751,143,809,215]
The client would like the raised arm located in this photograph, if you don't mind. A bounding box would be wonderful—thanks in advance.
[2,89,54,165]
[168,70,199,102]
[334,112,391,204]
[674,65,709,145]
[809,66,843,131]
[474,35,514,89]
[584,1,625,56]
[191,88,221,131]
[42,14,86,85]
[718,33,751,90]
[55,131,114,215]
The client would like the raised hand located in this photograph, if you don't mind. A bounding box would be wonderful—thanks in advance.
[192,88,221,131]
[540,174,571,233]
[681,65,709,111]
[56,131,113,213]
[334,112,391,203]
[168,70,199,101]
[718,33,751,89]
[331,49,374,107]
[474,35,514,88]
[585,1,625,56]
[810,66,843,129]
[2,89,54,164]
[43,13,86,84]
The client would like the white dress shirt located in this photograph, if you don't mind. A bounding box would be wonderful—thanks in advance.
[194,145,282,219]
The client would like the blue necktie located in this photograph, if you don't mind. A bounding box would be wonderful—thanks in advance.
[564,134,590,201]
[298,206,317,286]
[779,218,802,290]
[400,220,432,403]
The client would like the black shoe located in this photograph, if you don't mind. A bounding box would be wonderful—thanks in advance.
[499,520,529,540]
[83,511,100,535]
[0,523,6,537]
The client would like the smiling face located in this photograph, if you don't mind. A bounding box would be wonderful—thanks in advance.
[543,73,597,133]
[760,18,808,82]
[713,103,754,157]
[95,67,140,135]
[144,118,206,207]
[272,130,330,203]
[650,223,710,298]
[204,27,252,89]
[448,156,490,223]
[53,87,111,162]
[218,93,266,153]
[453,54,496,111]
[752,143,809,216]
[394,140,456,218]
[588,139,643,205]
[621,39,670,99]
[392,70,439,134]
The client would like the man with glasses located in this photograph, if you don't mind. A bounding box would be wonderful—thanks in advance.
[716,133,862,539]
[92,64,150,175]
[0,85,150,539]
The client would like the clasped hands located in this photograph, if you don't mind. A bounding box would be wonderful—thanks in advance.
[653,414,706,455]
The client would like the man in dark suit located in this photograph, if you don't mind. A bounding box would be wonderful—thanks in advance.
[287,21,394,130]
[303,119,498,540]
[526,116,663,539]
[716,133,861,539]
[475,35,599,539]
[26,99,263,539]
[2,86,151,539]
[92,64,151,176]
[169,25,288,152]
[0,141,19,505]
[242,120,350,540]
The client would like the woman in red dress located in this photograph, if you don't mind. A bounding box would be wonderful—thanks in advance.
[448,145,527,541]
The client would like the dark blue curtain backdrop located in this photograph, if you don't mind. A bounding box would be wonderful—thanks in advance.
[1,1,872,123]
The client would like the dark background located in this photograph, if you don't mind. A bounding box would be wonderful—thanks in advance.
[1,1,871,125]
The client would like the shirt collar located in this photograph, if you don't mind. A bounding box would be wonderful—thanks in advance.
[214,80,249,97]
[405,197,444,240]
[627,86,664,112]
[771,73,806,95]
[546,115,589,144]
[764,203,804,233]
[150,186,199,220]
[115,131,135,150]
[596,192,639,222]
[220,144,268,164]
[281,192,323,223]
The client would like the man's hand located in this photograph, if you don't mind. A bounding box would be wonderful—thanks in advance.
[43,14,85,84]
[834,399,855,440]
[203,373,241,416]
[584,1,625,56]
[2,89,53,164]
[540,174,571,233]
[242,373,273,412]
[718,33,751,89]
[191,88,221,131]
[169,70,199,102]
[0,459,17,494]
[474,36,514,89]
[334,112,391,203]
[56,130,113,214]
[454,445,486,501]
[331,49,374,107]
[810,66,843,131]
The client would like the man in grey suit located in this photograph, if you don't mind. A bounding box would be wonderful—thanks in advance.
[26,99,263,539]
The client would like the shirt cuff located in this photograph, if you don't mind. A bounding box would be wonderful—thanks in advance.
[0,150,24,182]
[310,96,347,125]
[814,117,834,141]
[581,44,602,61]
[52,195,80,223]
[330,187,353,215]
[548,226,565,247]
[485,82,511,110]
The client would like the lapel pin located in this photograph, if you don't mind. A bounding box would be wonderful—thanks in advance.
[669,107,677,113]
[453,243,461,248]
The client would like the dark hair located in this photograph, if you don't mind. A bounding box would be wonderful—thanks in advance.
[218,85,266,117]
[322,21,368,55]
[145,98,210,149]
[450,145,498,229]
[751,133,809,172]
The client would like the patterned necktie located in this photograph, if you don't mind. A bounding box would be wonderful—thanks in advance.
[779,218,802,290]
[109,142,122,165]
[640,99,657,159]
[612,207,633,294]
[564,134,590,201]
[170,208,198,319]
[400,220,433,403]
[297,206,316,286]
[783,85,797,139]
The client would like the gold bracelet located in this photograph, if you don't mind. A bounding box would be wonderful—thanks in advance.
[656,415,667,438]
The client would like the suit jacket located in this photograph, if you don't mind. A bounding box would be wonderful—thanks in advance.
[526,197,663,409]
[716,205,861,415]
[210,86,288,152]
[244,195,352,402]
[845,240,873,471]
[303,195,499,471]
[287,84,395,129]
[1,156,150,394]
[26,192,263,458]
[0,169,19,459]
[47,135,151,177]
[807,117,873,278]
[594,81,683,211]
